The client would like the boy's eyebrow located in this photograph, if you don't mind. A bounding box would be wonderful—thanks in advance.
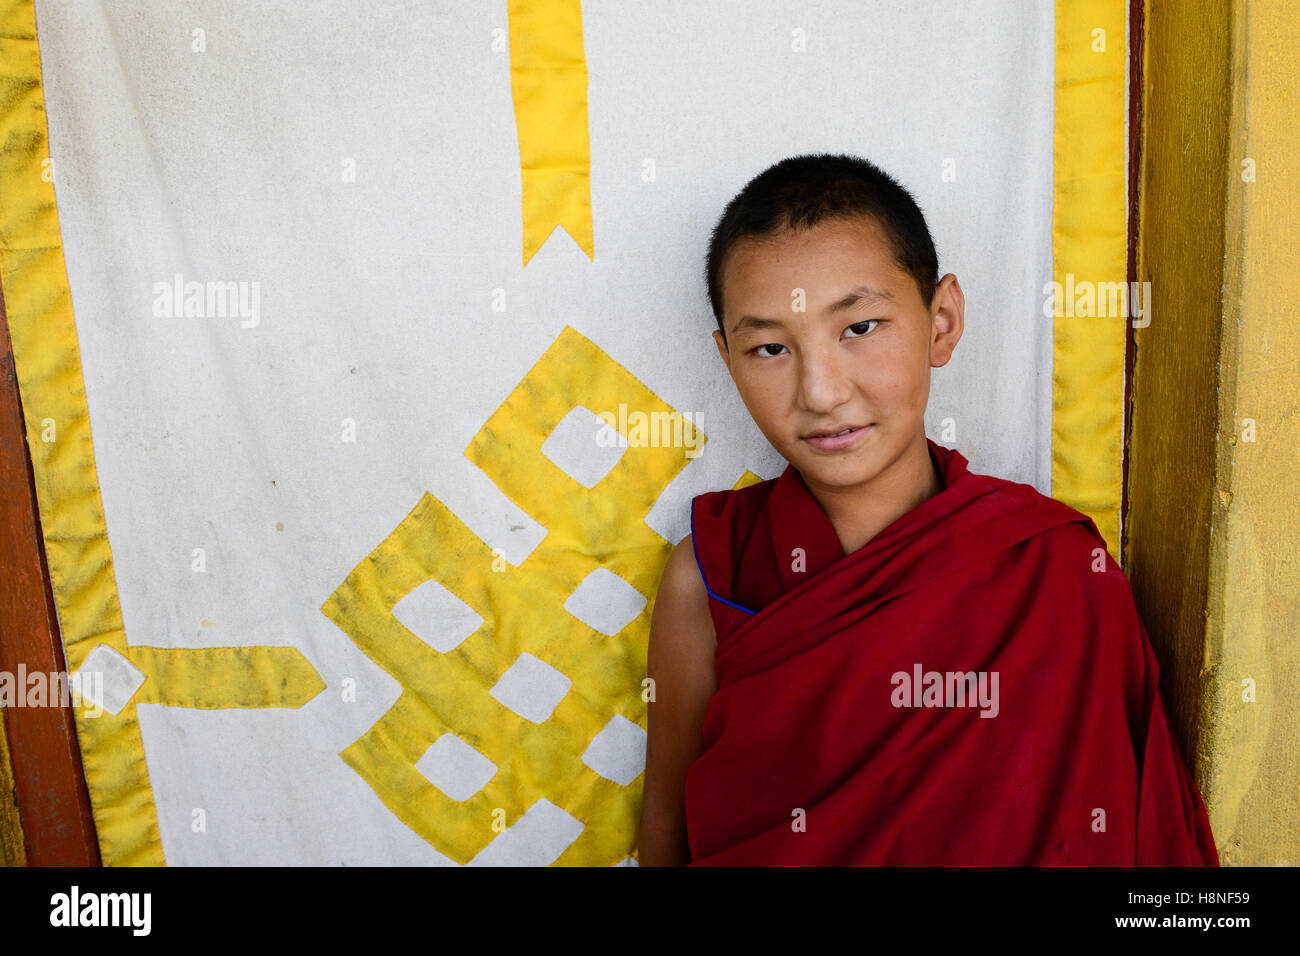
[833,284,895,309]
[730,285,894,335]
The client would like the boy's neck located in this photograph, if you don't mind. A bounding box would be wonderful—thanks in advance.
[799,433,944,556]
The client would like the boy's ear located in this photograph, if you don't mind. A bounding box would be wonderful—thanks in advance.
[712,329,733,375]
[929,273,965,368]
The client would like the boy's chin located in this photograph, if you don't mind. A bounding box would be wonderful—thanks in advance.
[786,443,870,475]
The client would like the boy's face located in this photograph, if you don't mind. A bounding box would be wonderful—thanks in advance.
[713,215,963,493]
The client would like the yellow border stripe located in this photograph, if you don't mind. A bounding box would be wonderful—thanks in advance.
[0,1,164,864]
[1052,0,1128,555]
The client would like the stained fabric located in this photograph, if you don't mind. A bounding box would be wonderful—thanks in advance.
[685,439,1218,865]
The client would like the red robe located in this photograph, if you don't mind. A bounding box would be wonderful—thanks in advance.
[683,438,1218,865]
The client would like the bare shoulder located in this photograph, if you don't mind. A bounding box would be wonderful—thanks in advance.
[638,534,717,865]
[655,534,712,619]
[647,534,716,670]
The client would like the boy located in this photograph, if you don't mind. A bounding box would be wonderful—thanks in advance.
[637,153,1219,866]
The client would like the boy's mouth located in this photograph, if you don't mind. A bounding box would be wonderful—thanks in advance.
[801,423,872,450]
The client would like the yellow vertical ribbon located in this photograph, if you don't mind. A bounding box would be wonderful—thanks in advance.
[1052,0,1129,557]
[507,0,595,266]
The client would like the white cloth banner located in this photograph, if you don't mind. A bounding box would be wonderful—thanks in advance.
[33,0,1055,864]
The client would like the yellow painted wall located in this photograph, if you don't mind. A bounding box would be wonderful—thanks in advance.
[0,711,25,865]
[1129,0,1299,865]
[1201,0,1300,866]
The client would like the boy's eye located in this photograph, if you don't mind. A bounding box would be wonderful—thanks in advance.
[752,343,787,357]
[844,319,879,338]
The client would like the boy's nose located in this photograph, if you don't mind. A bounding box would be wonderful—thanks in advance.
[795,346,854,412]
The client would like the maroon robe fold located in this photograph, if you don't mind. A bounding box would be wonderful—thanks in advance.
[684,438,1218,865]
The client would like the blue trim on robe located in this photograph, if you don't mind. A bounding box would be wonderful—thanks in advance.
[689,497,756,617]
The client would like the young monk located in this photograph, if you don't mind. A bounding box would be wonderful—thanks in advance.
[637,152,1219,866]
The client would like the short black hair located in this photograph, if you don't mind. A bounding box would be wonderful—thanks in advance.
[705,152,940,341]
